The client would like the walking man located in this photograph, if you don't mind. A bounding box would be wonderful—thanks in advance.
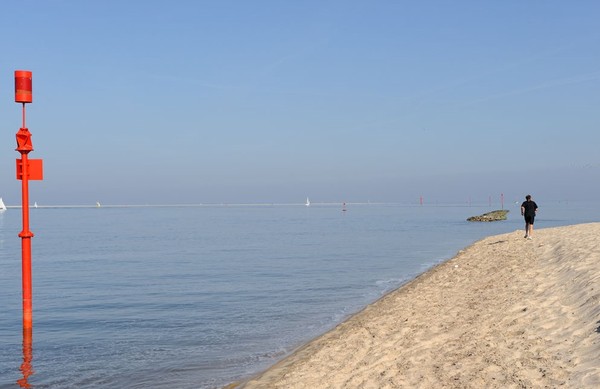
[521,195,538,239]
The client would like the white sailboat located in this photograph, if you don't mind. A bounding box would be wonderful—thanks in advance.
[96,201,101,207]
[0,197,6,211]
[33,202,38,208]
[305,197,310,207]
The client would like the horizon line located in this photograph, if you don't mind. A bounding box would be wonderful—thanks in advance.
[0,201,528,209]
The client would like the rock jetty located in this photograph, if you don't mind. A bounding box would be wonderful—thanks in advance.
[467,210,509,222]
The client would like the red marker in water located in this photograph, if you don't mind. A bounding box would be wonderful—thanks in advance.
[15,70,44,332]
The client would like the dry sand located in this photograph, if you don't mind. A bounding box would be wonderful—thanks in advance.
[234,223,600,388]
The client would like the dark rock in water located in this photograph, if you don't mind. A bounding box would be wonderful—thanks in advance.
[467,210,509,222]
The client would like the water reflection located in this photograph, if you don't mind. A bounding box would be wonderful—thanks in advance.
[17,328,34,388]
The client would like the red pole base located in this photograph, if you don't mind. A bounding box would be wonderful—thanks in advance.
[21,236,33,330]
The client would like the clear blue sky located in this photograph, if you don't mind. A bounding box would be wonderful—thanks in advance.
[0,1,599,205]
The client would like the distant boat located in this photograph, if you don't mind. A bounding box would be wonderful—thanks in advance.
[96,201,101,207]
[305,197,310,207]
[33,202,38,208]
[0,197,6,211]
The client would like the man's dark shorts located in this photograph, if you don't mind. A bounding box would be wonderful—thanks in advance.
[525,215,535,224]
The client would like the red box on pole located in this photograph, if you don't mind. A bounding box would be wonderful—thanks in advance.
[16,159,43,180]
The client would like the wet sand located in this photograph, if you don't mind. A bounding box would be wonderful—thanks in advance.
[234,223,600,388]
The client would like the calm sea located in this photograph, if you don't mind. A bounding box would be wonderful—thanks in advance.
[0,202,598,388]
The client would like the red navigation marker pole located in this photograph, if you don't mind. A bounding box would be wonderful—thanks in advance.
[15,70,43,332]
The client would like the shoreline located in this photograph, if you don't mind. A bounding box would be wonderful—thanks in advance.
[231,223,600,388]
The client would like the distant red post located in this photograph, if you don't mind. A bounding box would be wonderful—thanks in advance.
[15,70,43,331]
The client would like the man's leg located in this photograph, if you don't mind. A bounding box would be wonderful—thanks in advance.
[529,222,534,237]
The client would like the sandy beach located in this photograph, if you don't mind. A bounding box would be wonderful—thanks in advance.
[234,223,600,388]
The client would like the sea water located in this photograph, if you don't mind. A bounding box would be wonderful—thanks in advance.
[0,202,598,388]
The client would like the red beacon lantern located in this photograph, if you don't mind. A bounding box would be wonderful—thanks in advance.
[15,70,33,103]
